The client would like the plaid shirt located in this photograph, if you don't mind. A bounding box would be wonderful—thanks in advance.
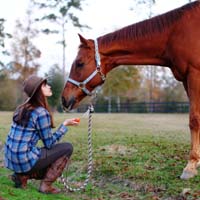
[4,107,68,173]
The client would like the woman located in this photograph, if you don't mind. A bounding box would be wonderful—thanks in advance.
[4,75,79,194]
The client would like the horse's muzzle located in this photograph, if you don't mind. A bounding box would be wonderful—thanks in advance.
[61,96,76,111]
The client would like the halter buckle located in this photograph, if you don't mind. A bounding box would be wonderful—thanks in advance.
[97,67,106,82]
[78,82,86,89]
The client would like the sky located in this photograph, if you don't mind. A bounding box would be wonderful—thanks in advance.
[0,0,194,75]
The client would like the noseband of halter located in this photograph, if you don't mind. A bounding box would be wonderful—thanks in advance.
[67,39,106,96]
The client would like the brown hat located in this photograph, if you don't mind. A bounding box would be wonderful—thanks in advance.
[23,75,47,102]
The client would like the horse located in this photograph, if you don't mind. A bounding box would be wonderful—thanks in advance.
[62,1,200,180]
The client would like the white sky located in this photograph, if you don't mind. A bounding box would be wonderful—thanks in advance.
[0,0,194,75]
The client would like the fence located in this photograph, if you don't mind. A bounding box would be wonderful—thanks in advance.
[77,102,189,113]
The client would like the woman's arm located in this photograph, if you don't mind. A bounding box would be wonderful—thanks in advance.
[35,109,79,149]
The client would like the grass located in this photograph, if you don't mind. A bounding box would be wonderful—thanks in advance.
[1,111,200,199]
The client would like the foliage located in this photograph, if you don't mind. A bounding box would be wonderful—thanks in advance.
[0,18,12,75]
[1,112,200,199]
[160,79,188,102]
[130,0,156,19]
[102,65,141,99]
[0,78,18,111]
[136,67,187,102]
[10,9,41,83]
[136,0,156,5]
[32,0,88,32]
[31,0,89,76]
[46,65,65,111]
[0,18,12,56]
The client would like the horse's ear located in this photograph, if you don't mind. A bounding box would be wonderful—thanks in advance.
[78,33,89,46]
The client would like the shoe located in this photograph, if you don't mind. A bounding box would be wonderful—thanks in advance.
[11,173,28,189]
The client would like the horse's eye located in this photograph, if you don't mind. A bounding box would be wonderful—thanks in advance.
[76,61,84,68]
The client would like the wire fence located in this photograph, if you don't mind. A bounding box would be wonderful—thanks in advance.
[77,102,189,113]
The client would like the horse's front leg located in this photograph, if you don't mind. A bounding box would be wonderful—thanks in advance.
[181,72,200,180]
[180,114,200,179]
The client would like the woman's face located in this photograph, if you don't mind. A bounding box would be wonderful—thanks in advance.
[41,82,52,97]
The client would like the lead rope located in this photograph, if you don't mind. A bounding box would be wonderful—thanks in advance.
[60,104,94,192]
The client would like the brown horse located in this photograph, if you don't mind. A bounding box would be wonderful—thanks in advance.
[62,1,200,180]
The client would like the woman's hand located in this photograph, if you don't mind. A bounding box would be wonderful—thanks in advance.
[63,118,80,126]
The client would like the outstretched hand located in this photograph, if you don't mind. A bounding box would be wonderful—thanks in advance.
[63,118,80,126]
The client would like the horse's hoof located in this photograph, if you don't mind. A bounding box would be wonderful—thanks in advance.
[197,161,200,168]
[180,170,197,180]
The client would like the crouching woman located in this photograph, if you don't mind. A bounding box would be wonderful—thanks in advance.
[4,75,79,194]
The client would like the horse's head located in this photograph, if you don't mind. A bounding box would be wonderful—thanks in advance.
[62,34,106,110]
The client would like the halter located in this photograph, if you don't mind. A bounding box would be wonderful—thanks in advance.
[67,39,106,96]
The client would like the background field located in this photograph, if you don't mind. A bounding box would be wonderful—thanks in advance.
[1,112,200,200]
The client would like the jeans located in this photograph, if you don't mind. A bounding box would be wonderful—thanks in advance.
[25,142,73,175]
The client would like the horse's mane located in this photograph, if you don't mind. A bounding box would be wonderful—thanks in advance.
[99,1,200,46]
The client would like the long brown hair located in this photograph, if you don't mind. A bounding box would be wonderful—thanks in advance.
[13,81,54,128]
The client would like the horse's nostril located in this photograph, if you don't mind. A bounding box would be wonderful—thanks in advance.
[62,96,76,110]
[62,97,67,107]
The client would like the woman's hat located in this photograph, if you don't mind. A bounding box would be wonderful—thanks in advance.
[23,75,47,102]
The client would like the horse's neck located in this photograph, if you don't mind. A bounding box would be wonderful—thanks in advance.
[99,31,170,73]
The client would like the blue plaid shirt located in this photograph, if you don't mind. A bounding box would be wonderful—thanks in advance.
[4,107,68,173]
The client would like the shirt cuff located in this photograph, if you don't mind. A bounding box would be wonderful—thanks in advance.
[58,124,68,134]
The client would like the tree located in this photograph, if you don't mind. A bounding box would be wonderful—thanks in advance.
[0,78,18,110]
[45,65,65,111]
[31,0,89,78]
[159,69,187,102]
[0,19,18,111]
[101,65,141,112]
[10,9,41,83]
[0,18,12,75]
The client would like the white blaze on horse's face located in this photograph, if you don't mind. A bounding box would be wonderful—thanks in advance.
[62,35,106,110]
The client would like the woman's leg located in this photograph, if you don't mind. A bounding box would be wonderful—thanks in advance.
[11,142,73,190]
[39,155,69,194]
[33,142,73,194]
[30,142,73,172]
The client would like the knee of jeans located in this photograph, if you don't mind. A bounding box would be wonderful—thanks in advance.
[64,142,73,157]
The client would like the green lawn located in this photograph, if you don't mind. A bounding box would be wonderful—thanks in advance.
[1,111,200,200]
